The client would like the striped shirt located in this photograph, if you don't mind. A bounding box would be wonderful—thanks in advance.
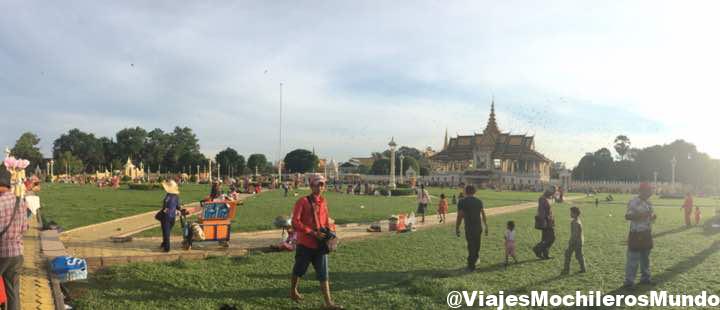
[0,191,28,257]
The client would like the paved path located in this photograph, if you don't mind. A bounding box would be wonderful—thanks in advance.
[20,216,55,310]
[64,195,583,259]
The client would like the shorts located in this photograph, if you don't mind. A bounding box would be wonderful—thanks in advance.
[416,203,428,214]
[292,245,329,281]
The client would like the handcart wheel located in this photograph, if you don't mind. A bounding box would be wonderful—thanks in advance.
[220,241,230,248]
[182,241,191,250]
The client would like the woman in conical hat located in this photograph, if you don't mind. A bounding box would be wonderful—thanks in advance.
[159,180,181,252]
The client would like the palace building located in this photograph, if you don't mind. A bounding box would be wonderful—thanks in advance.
[429,101,552,187]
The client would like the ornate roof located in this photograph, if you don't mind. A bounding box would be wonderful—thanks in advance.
[430,102,551,163]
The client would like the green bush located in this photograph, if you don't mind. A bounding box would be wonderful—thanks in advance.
[121,175,131,182]
[190,175,197,182]
[128,183,161,190]
[391,188,415,196]
[396,184,411,188]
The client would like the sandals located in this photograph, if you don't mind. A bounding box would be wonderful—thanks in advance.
[289,293,304,303]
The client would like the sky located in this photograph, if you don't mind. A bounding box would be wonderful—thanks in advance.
[1,1,719,167]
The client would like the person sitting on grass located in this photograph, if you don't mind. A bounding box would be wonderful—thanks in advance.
[504,221,518,268]
[437,194,448,223]
[562,207,586,275]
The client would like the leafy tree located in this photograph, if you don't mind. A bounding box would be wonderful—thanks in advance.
[98,137,117,170]
[614,135,631,161]
[11,132,44,173]
[396,155,419,177]
[247,154,268,174]
[143,129,170,172]
[116,127,147,162]
[165,127,203,172]
[370,158,390,175]
[357,165,370,175]
[284,149,319,173]
[52,129,104,173]
[57,151,84,175]
[216,147,245,177]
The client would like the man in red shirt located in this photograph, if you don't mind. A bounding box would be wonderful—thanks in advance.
[290,174,342,309]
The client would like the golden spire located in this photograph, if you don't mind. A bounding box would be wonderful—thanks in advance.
[483,99,500,135]
[443,128,448,150]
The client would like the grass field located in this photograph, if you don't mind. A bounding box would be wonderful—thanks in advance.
[69,194,720,309]
[136,188,550,237]
[38,183,212,230]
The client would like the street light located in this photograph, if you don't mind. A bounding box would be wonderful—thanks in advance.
[399,154,405,185]
[389,137,397,189]
[671,156,677,191]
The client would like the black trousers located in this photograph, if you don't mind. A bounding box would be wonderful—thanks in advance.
[0,256,23,310]
[161,217,176,251]
[534,228,556,257]
[465,229,482,269]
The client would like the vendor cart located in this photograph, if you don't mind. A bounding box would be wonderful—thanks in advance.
[182,200,237,250]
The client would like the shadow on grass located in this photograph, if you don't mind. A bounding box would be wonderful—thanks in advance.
[601,240,720,309]
[652,225,693,239]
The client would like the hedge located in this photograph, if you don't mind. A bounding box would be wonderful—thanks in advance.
[390,188,415,196]
[128,183,161,190]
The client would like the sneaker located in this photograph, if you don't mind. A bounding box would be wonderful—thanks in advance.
[639,279,654,285]
[622,282,634,289]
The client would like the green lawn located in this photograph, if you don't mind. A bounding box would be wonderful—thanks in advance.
[137,188,548,237]
[38,183,213,230]
[69,195,720,309]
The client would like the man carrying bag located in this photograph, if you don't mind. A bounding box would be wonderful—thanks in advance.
[624,182,656,287]
[289,174,342,310]
[0,166,28,310]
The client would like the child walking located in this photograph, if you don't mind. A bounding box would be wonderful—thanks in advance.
[694,206,701,225]
[438,194,449,223]
[504,221,518,268]
[562,207,586,274]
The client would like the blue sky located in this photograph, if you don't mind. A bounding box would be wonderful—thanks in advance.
[1,1,718,167]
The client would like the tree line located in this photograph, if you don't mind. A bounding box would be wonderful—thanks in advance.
[9,128,272,176]
[572,135,720,190]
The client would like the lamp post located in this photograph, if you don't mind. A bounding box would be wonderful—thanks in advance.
[278,82,283,184]
[49,159,54,182]
[399,154,405,185]
[671,156,677,191]
[208,158,213,182]
[653,170,658,187]
[196,165,200,184]
[389,137,397,189]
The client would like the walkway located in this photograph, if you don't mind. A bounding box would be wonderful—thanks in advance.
[63,196,582,260]
[20,216,55,310]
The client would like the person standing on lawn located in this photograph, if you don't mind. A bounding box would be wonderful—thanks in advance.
[437,193,449,223]
[624,182,656,287]
[290,174,342,310]
[682,193,693,227]
[416,184,431,224]
[455,184,488,271]
[533,187,556,259]
[159,180,181,252]
[0,166,28,310]
[561,207,586,274]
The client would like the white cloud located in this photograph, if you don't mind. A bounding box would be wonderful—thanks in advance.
[1,1,719,167]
